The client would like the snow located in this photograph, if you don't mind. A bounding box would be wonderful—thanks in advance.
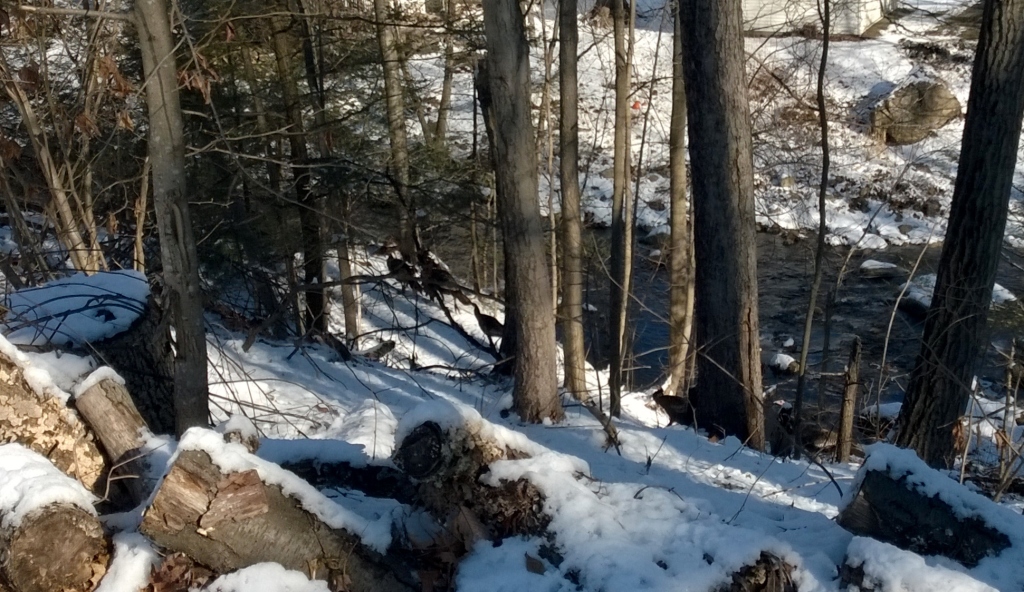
[3,270,149,348]
[859,259,897,271]
[202,563,331,592]
[899,273,1017,309]
[0,443,97,530]
[94,533,160,592]
[72,366,126,399]
[0,331,77,404]
[217,413,259,441]
[845,537,998,592]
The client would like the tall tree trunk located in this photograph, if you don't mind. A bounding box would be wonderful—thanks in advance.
[666,0,694,399]
[896,0,1024,468]
[373,0,419,260]
[478,1,563,423]
[135,0,209,434]
[680,0,764,448]
[560,0,587,400]
[608,0,633,417]
[271,10,325,333]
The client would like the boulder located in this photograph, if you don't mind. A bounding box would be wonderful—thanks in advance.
[870,79,961,145]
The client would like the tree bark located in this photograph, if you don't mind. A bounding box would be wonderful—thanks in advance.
[140,448,415,592]
[608,0,633,417]
[559,0,587,400]
[478,1,563,423]
[135,0,209,435]
[666,1,694,399]
[897,0,1024,468]
[680,0,764,448]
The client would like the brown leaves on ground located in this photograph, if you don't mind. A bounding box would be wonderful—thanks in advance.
[147,553,214,592]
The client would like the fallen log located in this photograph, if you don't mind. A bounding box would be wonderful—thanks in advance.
[140,429,415,592]
[73,370,153,506]
[0,444,109,592]
[838,444,1017,567]
[0,342,107,494]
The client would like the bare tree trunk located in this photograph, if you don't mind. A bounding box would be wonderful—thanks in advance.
[666,1,694,399]
[680,0,764,448]
[608,0,633,417]
[897,0,1024,468]
[373,0,419,260]
[135,0,209,435]
[793,0,831,458]
[559,0,587,400]
[478,2,563,423]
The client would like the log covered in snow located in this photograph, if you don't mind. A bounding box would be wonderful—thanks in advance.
[837,445,1017,567]
[0,346,107,495]
[139,431,415,592]
[0,445,109,592]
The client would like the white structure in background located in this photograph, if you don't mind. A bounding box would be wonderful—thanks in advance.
[743,0,897,35]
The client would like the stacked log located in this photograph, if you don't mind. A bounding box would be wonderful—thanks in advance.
[139,433,416,592]
[0,444,109,592]
[0,349,106,495]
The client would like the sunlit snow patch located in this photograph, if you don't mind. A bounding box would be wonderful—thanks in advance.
[3,270,149,347]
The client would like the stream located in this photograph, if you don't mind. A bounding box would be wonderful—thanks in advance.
[582,231,1024,412]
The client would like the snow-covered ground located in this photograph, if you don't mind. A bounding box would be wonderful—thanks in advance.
[402,0,1024,251]
[3,245,1022,592]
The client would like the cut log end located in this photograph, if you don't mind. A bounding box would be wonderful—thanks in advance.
[392,421,446,480]
[717,552,796,592]
[1,505,109,592]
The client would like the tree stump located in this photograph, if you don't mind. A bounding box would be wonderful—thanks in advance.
[0,347,106,494]
[140,440,415,592]
[91,296,176,435]
[0,445,109,592]
[838,446,1014,567]
[74,373,153,505]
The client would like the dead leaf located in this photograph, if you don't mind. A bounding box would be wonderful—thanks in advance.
[525,553,545,574]
[18,64,39,90]
[451,505,490,549]
[0,136,22,163]
[75,112,99,137]
[224,22,235,42]
[116,110,134,131]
